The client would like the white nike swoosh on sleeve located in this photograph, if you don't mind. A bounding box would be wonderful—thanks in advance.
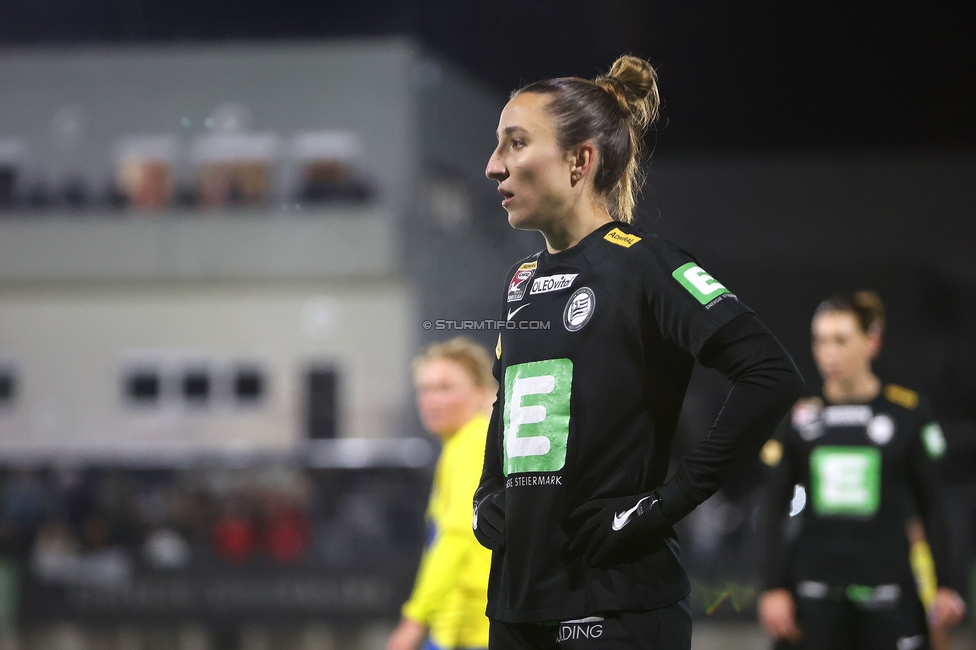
[611,495,656,531]
[507,303,530,320]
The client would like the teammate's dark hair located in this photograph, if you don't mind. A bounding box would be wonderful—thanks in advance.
[515,55,660,224]
[814,291,886,335]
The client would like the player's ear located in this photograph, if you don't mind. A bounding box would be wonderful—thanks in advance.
[866,327,883,359]
[569,143,596,187]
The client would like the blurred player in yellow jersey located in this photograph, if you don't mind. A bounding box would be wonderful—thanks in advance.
[386,337,495,650]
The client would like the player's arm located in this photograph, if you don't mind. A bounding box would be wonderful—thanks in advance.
[400,432,487,637]
[905,404,967,629]
[757,420,802,642]
[472,280,510,552]
[760,420,800,592]
[401,519,477,630]
[473,378,505,551]
[657,313,804,519]
[569,313,803,565]
[400,533,471,623]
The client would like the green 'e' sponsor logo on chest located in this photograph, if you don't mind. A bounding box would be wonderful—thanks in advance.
[810,446,881,517]
[672,262,729,305]
[503,359,573,476]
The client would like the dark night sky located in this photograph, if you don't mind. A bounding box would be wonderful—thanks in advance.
[1,1,973,152]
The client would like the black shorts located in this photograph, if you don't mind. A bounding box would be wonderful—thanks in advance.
[488,599,691,650]
[776,582,929,650]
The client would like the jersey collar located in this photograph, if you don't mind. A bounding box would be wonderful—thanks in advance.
[541,220,621,263]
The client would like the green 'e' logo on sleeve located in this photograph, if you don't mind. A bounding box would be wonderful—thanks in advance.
[922,422,946,459]
[672,262,729,304]
[503,359,572,476]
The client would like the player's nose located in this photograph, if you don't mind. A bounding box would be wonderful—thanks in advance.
[486,148,507,181]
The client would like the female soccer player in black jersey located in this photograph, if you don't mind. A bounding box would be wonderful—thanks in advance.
[758,292,967,649]
[472,55,804,649]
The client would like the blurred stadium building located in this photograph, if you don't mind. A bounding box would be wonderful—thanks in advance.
[0,39,531,451]
[0,39,523,650]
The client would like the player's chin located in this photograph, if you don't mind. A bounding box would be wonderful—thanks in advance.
[507,209,540,231]
[820,368,845,382]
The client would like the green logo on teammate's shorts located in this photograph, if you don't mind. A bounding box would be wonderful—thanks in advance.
[810,446,881,516]
[503,359,572,475]
[672,262,730,305]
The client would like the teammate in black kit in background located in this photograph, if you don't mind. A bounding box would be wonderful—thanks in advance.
[758,292,967,649]
[472,55,804,649]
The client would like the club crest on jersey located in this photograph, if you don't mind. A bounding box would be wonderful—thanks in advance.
[530,273,578,295]
[508,261,537,302]
[563,287,595,331]
[867,414,895,445]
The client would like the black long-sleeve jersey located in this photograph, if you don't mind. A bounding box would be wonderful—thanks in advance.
[762,385,958,594]
[476,220,801,623]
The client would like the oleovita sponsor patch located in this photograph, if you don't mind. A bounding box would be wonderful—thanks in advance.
[530,273,578,295]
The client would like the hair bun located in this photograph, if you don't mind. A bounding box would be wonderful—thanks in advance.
[815,290,886,335]
[596,55,660,131]
[853,290,886,332]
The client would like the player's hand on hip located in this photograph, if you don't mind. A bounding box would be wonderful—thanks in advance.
[473,490,506,551]
[931,587,966,630]
[566,490,668,566]
[757,589,802,643]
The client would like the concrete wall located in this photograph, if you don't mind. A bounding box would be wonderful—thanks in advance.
[0,40,427,451]
[0,281,414,452]
[0,208,395,282]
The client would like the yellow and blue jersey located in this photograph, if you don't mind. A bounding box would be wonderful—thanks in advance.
[403,414,492,649]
